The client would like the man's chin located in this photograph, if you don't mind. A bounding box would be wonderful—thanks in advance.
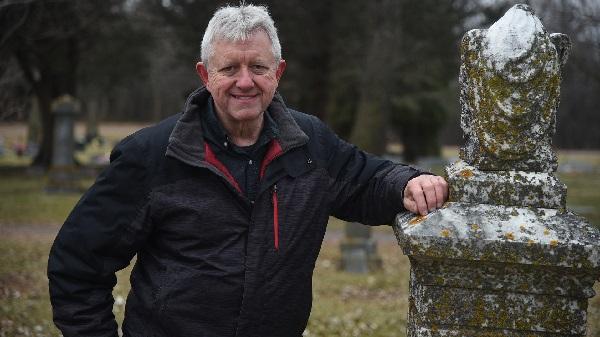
[229,109,264,123]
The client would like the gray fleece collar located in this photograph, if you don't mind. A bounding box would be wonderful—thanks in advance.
[166,87,308,167]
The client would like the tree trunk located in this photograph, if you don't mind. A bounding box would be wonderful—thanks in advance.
[349,0,398,154]
[31,84,54,168]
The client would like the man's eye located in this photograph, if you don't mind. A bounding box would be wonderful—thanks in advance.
[251,65,268,74]
[219,66,235,73]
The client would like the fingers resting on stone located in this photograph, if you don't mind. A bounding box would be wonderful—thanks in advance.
[403,175,449,216]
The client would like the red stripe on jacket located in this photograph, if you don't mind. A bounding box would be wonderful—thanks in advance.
[204,143,242,194]
[260,140,283,251]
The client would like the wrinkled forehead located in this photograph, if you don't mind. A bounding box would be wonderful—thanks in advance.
[209,30,276,61]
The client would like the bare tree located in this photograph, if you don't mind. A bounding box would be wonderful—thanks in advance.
[0,0,154,167]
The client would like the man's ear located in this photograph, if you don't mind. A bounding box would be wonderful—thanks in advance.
[196,62,209,85]
[275,59,286,81]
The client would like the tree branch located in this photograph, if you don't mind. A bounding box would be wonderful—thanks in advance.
[0,3,30,49]
[0,0,38,10]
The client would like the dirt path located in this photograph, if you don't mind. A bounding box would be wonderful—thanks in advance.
[0,223,60,241]
[323,229,398,244]
[0,223,399,244]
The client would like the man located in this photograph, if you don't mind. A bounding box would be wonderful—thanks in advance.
[48,4,448,337]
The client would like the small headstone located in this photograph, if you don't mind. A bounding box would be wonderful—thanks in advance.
[0,135,5,157]
[340,222,382,273]
[47,95,82,192]
[51,95,79,167]
[394,4,600,337]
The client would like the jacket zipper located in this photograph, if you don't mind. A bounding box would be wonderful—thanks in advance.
[272,184,279,251]
[262,142,312,252]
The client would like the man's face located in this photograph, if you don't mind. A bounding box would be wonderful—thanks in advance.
[197,30,286,126]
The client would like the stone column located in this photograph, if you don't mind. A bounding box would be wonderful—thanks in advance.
[394,4,600,337]
[47,95,81,192]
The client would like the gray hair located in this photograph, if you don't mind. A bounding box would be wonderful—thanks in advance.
[200,4,282,66]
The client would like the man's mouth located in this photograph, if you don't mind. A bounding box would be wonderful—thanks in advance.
[231,94,258,100]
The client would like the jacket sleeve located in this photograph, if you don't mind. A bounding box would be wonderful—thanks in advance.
[48,135,153,337]
[317,122,425,225]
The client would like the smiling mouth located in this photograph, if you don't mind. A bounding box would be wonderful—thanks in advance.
[231,94,258,100]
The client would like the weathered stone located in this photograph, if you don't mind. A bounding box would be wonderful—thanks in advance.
[394,204,600,336]
[409,258,597,298]
[412,283,587,334]
[459,4,569,173]
[446,160,566,209]
[395,206,600,273]
[394,4,600,337]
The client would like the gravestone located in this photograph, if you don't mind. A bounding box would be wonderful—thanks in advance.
[394,4,600,337]
[0,135,5,157]
[47,95,82,192]
[340,222,382,273]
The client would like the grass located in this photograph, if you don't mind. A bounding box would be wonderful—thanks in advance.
[559,172,600,226]
[0,239,56,337]
[0,235,133,337]
[0,172,88,225]
[307,241,409,337]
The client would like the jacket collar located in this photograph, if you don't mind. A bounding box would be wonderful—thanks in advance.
[203,97,279,157]
[166,86,309,167]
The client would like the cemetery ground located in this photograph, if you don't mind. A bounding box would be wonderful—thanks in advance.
[1,123,599,337]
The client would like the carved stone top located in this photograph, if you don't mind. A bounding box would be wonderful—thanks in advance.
[459,4,570,172]
[51,94,80,116]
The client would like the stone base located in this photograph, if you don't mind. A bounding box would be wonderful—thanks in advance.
[46,166,86,193]
[394,203,600,336]
[446,160,566,209]
[407,259,592,336]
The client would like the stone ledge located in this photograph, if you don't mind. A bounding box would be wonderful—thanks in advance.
[446,160,566,209]
[393,203,600,269]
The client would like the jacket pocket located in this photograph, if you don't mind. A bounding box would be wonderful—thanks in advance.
[155,264,242,336]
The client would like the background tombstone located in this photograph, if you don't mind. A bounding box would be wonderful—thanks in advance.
[394,4,600,337]
[47,95,82,192]
[340,222,382,273]
[0,134,4,157]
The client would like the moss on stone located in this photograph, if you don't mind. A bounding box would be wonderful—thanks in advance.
[459,26,562,172]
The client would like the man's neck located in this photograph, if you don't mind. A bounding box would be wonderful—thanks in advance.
[217,112,264,147]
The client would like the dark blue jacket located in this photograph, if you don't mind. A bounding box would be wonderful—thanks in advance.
[48,87,422,337]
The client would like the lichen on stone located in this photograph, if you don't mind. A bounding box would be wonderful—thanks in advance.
[409,215,427,225]
[458,4,569,173]
[446,160,566,209]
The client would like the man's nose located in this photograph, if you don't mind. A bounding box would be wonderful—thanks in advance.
[236,67,255,89]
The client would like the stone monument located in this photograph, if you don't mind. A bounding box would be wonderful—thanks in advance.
[340,222,382,273]
[394,4,600,337]
[47,95,82,192]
